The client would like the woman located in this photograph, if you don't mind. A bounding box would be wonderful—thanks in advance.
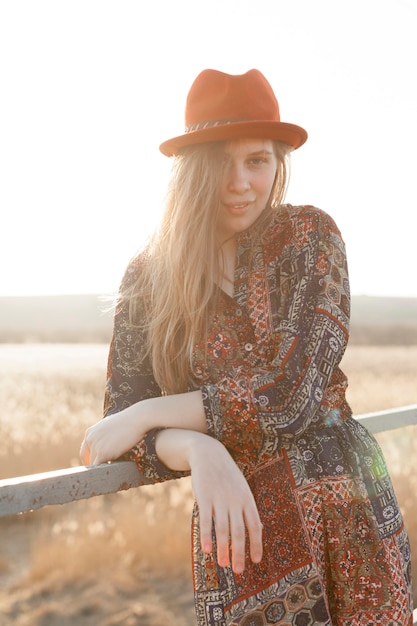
[80,69,413,625]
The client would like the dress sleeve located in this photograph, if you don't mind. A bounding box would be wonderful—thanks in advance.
[201,208,351,472]
[104,257,190,483]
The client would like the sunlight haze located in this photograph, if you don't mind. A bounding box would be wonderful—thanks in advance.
[1,0,416,298]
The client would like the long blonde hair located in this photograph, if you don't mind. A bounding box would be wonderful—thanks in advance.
[123,140,291,394]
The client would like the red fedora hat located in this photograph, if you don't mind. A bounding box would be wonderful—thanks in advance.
[159,69,308,156]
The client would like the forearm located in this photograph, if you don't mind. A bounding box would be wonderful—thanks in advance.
[80,389,208,467]
[140,389,207,434]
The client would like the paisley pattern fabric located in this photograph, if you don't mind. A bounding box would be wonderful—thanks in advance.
[104,205,413,625]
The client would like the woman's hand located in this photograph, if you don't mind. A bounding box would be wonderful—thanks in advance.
[192,437,263,574]
[80,407,146,466]
[156,429,263,574]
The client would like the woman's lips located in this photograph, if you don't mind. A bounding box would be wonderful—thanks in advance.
[224,201,252,214]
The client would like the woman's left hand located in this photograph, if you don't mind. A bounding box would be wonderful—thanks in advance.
[80,408,145,466]
[80,390,207,466]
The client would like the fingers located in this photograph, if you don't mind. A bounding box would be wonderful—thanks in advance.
[201,506,263,575]
[79,439,90,465]
[199,507,213,556]
[79,422,109,466]
[80,435,104,466]
[214,512,231,569]
[245,507,263,566]
[198,505,234,569]
[80,438,106,466]
[229,514,246,573]
[229,507,263,574]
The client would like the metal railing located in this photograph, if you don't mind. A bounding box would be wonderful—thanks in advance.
[1,404,416,519]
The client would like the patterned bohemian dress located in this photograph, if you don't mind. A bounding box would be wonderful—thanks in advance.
[104,205,413,625]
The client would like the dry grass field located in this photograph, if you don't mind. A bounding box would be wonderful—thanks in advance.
[0,343,416,625]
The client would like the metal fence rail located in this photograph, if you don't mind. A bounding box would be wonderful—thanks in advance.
[1,404,416,519]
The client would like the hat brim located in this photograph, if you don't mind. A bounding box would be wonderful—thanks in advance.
[159,121,308,156]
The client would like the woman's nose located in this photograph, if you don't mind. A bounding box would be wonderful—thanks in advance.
[226,164,251,194]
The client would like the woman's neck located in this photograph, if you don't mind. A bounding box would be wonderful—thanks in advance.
[218,237,237,297]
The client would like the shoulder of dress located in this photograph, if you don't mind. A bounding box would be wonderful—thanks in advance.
[269,204,342,238]
[280,203,332,221]
[119,250,149,288]
[259,205,344,264]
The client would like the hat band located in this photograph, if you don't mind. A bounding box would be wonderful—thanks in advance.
[185,118,249,133]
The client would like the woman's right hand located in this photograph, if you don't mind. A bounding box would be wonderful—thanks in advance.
[156,429,263,574]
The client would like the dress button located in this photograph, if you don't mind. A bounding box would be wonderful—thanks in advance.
[244,343,253,352]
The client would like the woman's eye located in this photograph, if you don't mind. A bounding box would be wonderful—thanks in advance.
[248,158,266,166]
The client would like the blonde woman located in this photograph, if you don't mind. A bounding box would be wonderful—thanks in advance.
[80,69,412,625]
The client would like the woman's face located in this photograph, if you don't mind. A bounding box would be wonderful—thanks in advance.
[216,139,278,242]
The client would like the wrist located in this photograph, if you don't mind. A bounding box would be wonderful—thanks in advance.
[155,429,217,472]
[135,396,158,433]
[187,432,225,467]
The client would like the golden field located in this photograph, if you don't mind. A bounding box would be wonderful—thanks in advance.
[0,343,416,625]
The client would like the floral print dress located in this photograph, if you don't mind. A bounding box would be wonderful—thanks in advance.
[104,205,413,625]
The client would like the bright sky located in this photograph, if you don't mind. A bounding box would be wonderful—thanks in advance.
[1,0,416,298]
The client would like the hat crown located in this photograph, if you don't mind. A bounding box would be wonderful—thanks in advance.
[185,69,281,129]
[159,69,307,156]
